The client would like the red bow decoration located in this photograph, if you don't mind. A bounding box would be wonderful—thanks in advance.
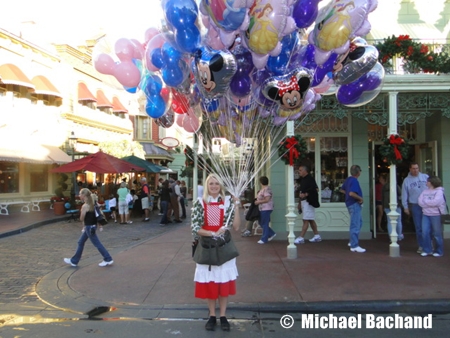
[285,136,299,166]
[278,76,299,96]
[389,135,404,160]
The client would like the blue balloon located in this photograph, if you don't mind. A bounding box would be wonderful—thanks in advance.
[293,0,321,29]
[267,33,298,75]
[164,0,200,53]
[311,53,337,87]
[145,98,165,118]
[336,73,382,105]
[150,48,163,69]
[124,86,137,93]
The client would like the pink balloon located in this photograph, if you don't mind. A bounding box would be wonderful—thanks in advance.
[94,53,116,75]
[175,113,185,128]
[115,38,135,62]
[113,61,141,88]
[144,27,160,44]
[183,108,200,133]
[130,39,145,60]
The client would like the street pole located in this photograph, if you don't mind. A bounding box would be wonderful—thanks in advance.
[285,121,297,259]
[69,132,78,206]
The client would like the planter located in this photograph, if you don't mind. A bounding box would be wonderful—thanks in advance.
[53,201,66,216]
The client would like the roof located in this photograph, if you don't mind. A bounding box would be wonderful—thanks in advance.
[367,23,445,43]
[0,143,71,164]
[112,96,128,113]
[96,89,113,108]
[141,142,174,160]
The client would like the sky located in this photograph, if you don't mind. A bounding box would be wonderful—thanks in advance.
[0,0,164,49]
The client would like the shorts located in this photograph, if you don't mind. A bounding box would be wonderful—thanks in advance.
[301,200,315,220]
[141,197,149,210]
[118,201,129,215]
[110,207,116,211]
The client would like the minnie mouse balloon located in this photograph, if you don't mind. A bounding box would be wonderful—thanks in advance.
[262,68,312,113]
[192,46,237,99]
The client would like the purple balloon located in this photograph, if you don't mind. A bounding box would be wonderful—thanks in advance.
[311,53,337,87]
[336,73,382,105]
[230,46,254,97]
[293,0,321,29]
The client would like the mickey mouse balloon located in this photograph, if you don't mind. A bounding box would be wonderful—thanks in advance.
[192,46,237,99]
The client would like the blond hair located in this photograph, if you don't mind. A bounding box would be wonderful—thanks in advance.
[203,174,226,203]
[80,188,95,212]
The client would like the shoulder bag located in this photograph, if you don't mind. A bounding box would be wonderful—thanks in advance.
[193,203,239,270]
[440,194,450,228]
[94,203,108,226]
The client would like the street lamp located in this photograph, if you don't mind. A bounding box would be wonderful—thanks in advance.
[68,131,78,204]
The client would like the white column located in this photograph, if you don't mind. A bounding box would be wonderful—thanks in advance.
[193,134,199,202]
[285,121,298,259]
[388,91,400,257]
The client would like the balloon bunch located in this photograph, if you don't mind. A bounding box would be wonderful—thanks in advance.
[93,0,382,195]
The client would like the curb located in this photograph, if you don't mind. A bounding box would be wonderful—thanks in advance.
[0,216,71,239]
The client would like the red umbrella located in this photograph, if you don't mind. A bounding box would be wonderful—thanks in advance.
[50,151,146,173]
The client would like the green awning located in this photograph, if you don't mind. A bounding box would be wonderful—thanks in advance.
[121,155,164,173]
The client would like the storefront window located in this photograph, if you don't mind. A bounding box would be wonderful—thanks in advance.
[320,137,348,203]
[30,164,48,192]
[0,162,19,193]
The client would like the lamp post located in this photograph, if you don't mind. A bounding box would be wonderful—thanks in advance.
[68,131,78,205]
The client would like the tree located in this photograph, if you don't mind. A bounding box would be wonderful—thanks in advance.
[98,140,146,158]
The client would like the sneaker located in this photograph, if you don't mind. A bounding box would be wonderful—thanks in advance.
[127,221,133,224]
[64,258,76,267]
[398,234,404,241]
[350,246,366,253]
[348,242,351,247]
[309,235,322,243]
[257,240,265,244]
[98,260,114,267]
[158,213,164,216]
[421,252,432,257]
[417,247,423,254]
[433,253,442,257]
[268,233,276,241]
[220,316,230,331]
[294,236,305,244]
[241,230,252,237]
[143,218,150,222]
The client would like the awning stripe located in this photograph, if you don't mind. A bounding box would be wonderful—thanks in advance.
[78,82,97,102]
[0,63,35,90]
[31,75,62,98]
[0,143,71,164]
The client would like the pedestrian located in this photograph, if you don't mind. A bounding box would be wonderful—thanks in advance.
[294,164,321,244]
[255,176,276,244]
[191,173,240,331]
[179,180,187,218]
[341,165,365,253]
[418,176,446,257]
[140,177,151,222]
[159,180,171,226]
[401,162,429,253]
[167,179,182,223]
[108,193,117,223]
[381,173,404,242]
[117,181,132,224]
[197,179,204,199]
[64,188,113,267]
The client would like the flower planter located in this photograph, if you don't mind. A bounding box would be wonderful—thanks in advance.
[53,201,66,216]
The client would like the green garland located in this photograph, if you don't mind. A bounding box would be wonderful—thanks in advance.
[379,134,409,165]
[375,35,450,74]
[278,135,307,166]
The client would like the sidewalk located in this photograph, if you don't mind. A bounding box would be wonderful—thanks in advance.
[2,209,450,319]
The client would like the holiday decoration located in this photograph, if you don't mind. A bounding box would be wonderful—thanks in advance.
[379,134,409,165]
[278,135,307,166]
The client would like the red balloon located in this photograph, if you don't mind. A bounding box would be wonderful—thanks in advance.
[170,88,189,114]
[160,87,171,103]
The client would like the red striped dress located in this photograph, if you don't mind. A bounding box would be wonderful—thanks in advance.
[194,197,238,299]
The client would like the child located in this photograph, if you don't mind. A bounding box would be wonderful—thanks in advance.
[108,194,117,223]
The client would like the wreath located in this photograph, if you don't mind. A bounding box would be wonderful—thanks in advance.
[375,35,450,74]
[379,134,409,165]
[278,135,307,166]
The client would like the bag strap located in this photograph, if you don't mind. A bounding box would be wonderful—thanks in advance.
[444,194,449,214]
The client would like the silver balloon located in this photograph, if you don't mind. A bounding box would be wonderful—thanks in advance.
[154,110,174,128]
[261,67,313,112]
[333,40,379,86]
[192,46,237,99]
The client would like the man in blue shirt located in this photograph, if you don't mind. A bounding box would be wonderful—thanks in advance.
[341,165,365,253]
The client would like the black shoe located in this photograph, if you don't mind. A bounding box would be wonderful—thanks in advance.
[205,316,216,331]
[175,219,183,223]
[167,220,173,223]
[220,316,230,331]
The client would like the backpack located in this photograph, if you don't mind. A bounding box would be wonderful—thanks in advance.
[245,200,260,221]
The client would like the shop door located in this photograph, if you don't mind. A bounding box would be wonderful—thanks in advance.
[415,141,438,177]
[370,141,377,238]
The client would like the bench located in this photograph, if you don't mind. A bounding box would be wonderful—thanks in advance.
[0,200,31,215]
[30,198,52,211]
